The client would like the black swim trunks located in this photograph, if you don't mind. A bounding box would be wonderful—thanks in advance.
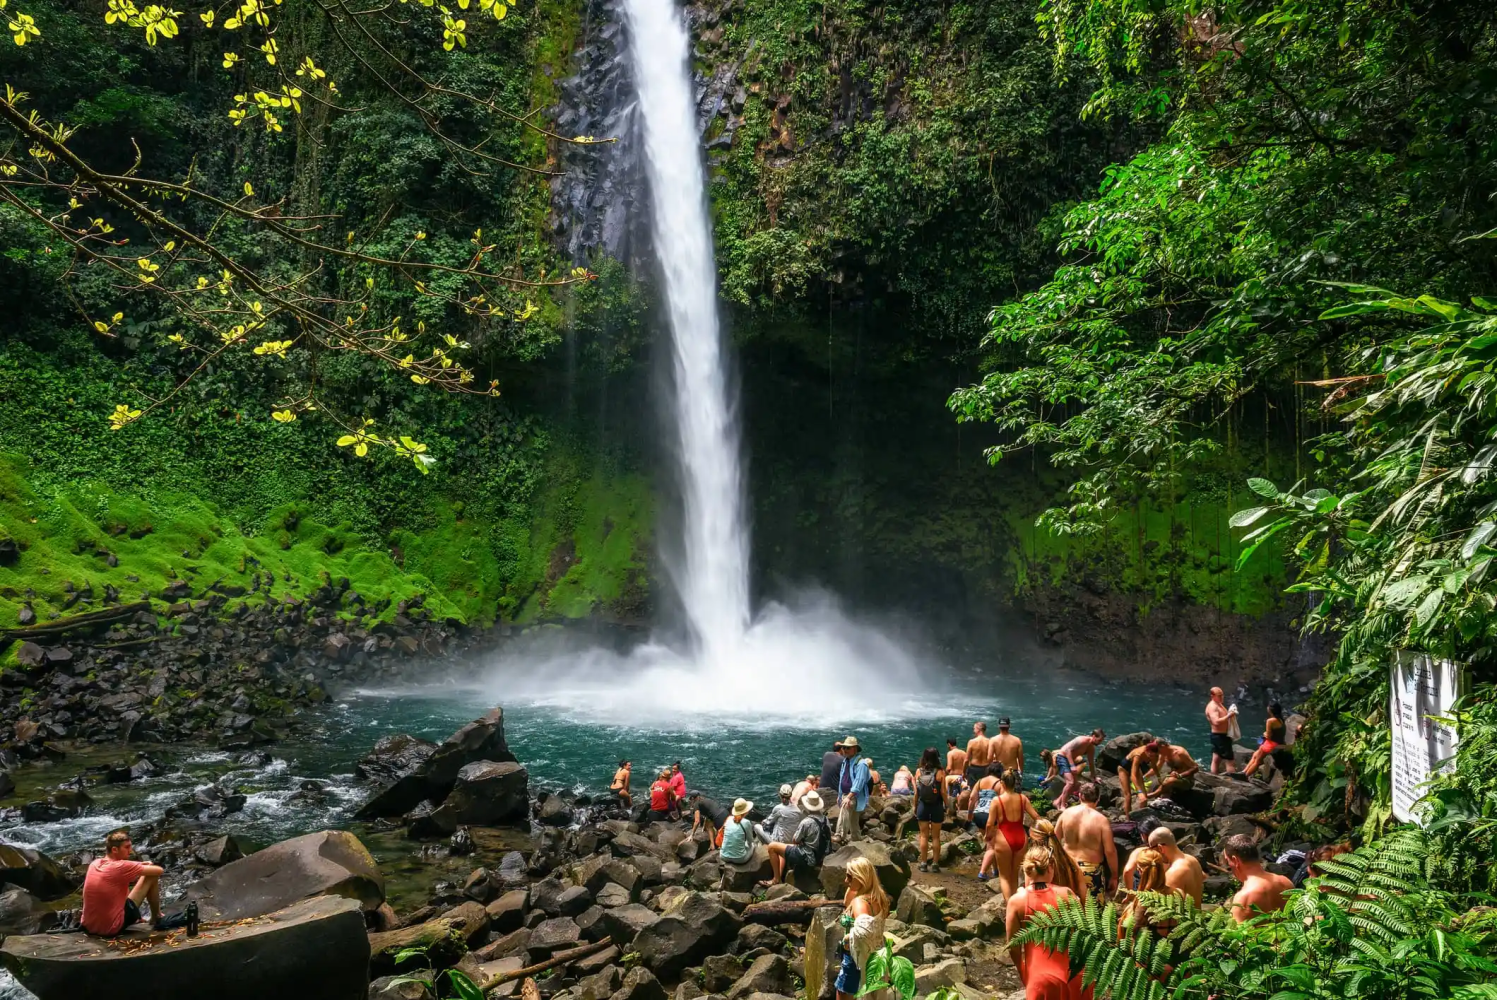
[784,845,815,871]
[1210,732,1234,760]
[916,800,945,824]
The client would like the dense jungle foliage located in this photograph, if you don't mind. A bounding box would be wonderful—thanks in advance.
[948,0,1497,962]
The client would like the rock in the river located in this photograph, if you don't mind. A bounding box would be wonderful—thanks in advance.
[194,834,246,867]
[0,895,368,1000]
[540,795,576,827]
[357,734,438,786]
[632,891,742,978]
[183,829,385,921]
[819,842,911,902]
[0,887,57,935]
[427,761,529,832]
[1099,732,1157,773]
[356,708,517,818]
[0,844,77,900]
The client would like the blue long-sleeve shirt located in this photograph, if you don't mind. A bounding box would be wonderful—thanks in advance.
[838,756,871,812]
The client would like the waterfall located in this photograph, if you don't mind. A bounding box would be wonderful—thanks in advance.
[621,0,749,658]
[466,0,940,727]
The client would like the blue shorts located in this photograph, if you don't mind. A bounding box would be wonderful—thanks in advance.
[1055,754,1073,776]
[835,950,860,994]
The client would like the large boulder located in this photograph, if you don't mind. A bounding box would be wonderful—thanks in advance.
[182,830,385,922]
[357,734,438,785]
[601,903,660,944]
[721,847,774,893]
[0,895,368,1000]
[529,916,582,957]
[0,887,57,936]
[612,966,668,1000]
[633,892,742,978]
[726,954,793,1000]
[1210,778,1274,816]
[427,761,529,833]
[0,844,77,900]
[894,883,945,929]
[819,842,911,902]
[356,708,516,818]
[913,957,967,995]
[1099,733,1156,774]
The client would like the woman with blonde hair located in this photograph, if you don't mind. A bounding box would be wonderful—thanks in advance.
[1119,848,1174,937]
[835,857,890,1000]
[1028,819,1086,900]
[1005,847,1083,1000]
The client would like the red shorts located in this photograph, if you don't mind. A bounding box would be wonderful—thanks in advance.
[1259,740,1280,753]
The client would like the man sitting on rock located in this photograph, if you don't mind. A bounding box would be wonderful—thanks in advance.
[1055,783,1118,899]
[762,790,831,885]
[1224,834,1293,921]
[1155,743,1202,799]
[81,828,166,935]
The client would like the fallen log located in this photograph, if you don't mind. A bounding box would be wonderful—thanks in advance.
[480,939,613,991]
[741,897,834,926]
[0,601,152,646]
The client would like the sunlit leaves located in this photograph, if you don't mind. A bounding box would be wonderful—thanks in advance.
[8,10,37,44]
[106,403,142,430]
[102,0,180,44]
[252,339,292,358]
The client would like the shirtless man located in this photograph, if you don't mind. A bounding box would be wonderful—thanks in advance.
[1116,740,1162,814]
[1206,687,1237,773]
[1223,834,1292,921]
[1155,743,1202,799]
[1055,782,1118,898]
[1148,827,1204,905]
[1053,728,1104,809]
[991,717,1025,788]
[946,738,968,781]
[965,721,992,788]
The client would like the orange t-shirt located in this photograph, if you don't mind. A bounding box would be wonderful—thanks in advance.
[82,858,145,935]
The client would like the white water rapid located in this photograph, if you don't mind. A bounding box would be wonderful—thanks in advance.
[623,0,750,658]
[452,0,947,727]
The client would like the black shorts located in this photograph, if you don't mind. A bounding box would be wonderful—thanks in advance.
[784,845,816,870]
[646,809,672,822]
[964,766,986,787]
[1210,733,1234,759]
[916,800,945,824]
[971,811,988,831]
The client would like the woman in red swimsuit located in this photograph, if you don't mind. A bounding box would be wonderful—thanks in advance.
[985,767,1040,901]
[1006,846,1087,1000]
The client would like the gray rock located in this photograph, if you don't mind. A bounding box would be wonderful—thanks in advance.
[532,877,569,916]
[370,973,434,1000]
[429,761,529,832]
[726,954,792,1000]
[540,796,576,827]
[701,953,743,992]
[356,708,516,818]
[733,923,788,955]
[611,966,667,1000]
[194,834,246,867]
[487,888,529,933]
[0,887,56,936]
[0,844,77,900]
[913,957,967,994]
[577,904,610,942]
[595,883,632,908]
[894,883,944,928]
[182,830,384,922]
[633,892,742,978]
[530,916,582,957]
[601,902,659,944]
[578,965,624,1000]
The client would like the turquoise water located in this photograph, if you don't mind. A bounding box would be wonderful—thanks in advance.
[2,667,1221,858]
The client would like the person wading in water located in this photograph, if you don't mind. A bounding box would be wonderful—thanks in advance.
[965,721,992,788]
[1006,847,1085,1000]
[1056,782,1119,899]
[913,747,947,872]
[986,767,1040,900]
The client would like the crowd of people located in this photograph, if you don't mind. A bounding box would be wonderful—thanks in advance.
[603,691,1305,1000]
[75,690,1299,1000]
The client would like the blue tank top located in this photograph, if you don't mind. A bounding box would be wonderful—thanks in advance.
[975,787,997,812]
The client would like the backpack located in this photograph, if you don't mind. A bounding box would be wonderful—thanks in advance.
[811,816,832,863]
[916,769,942,806]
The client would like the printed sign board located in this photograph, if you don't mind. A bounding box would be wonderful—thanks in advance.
[1389,652,1461,824]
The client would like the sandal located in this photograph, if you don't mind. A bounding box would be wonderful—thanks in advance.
[977,872,990,882]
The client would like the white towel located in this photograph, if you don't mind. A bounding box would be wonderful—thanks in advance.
[1227,704,1242,740]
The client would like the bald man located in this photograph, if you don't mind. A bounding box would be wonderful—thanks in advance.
[1206,687,1236,774]
[1148,827,1204,905]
